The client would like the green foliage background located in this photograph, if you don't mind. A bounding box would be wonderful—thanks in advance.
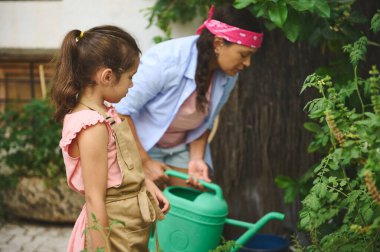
[146,0,380,250]
[0,99,64,180]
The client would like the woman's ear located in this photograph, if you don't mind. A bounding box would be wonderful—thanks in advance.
[213,36,225,54]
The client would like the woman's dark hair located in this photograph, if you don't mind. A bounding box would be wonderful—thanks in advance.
[195,4,262,112]
[51,25,141,122]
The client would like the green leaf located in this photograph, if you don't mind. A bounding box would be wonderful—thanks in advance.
[300,212,311,229]
[268,1,288,28]
[363,207,374,223]
[283,10,301,42]
[304,122,321,133]
[319,183,328,198]
[307,141,321,153]
[371,10,380,33]
[250,2,266,18]
[234,0,256,9]
[314,0,330,18]
[328,176,338,185]
[288,0,315,12]
[264,20,277,31]
[92,213,97,222]
[284,188,298,204]
[339,180,347,187]
[308,194,320,210]
[275,175,296,188]
[329,192,339,202]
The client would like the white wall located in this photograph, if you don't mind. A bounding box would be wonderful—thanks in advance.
[0,0,201,53]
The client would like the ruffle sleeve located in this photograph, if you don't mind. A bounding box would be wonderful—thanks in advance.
[59,110,107,152]
[59,110,111,193]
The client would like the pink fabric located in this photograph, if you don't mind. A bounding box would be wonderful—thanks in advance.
[67,206,87,252]
[59,107,122,251]
[157,85,212,148]
[196,5,263,48]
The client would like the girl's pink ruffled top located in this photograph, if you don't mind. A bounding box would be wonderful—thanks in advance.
[59,107,123,193]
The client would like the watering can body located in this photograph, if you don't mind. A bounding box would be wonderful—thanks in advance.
[149,170,285,252]
[154,185,228,251]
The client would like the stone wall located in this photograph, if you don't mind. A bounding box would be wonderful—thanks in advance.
[2,177,83,223]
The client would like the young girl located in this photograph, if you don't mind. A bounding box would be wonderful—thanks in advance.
[51,25,169,252]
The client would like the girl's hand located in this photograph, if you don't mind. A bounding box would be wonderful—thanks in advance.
[145,178,170,214]
[187,159,211,188]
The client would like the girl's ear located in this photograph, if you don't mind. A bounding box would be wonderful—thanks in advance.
[99,68,114,86]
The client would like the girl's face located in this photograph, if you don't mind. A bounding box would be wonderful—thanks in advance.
[215,42,258,76]
[106,59,139,103]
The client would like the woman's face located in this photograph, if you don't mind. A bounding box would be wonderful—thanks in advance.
[215,40,258,76]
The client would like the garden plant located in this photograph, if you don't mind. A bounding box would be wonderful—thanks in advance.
[146,0,380,250]
[286,18,380,252]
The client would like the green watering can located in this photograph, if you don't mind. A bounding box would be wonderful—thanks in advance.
[149,170,285,252]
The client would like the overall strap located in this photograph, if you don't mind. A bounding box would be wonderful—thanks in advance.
[79,101,134,173]
[79,102,115,125]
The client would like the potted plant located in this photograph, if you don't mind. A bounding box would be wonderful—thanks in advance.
[0,99,83,223]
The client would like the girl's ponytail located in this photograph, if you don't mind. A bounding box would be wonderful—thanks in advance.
[52,30,83,122]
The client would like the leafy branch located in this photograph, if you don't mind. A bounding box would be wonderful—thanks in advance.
[81,213,125,252]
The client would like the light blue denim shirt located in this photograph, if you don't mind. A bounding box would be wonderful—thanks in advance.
[115,35,238,166]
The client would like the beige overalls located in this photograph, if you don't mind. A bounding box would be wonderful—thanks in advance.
[86,105,164,251]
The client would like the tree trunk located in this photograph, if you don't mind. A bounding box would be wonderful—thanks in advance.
[211,29,330,237]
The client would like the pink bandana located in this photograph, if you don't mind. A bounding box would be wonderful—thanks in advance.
[196,5,263,48]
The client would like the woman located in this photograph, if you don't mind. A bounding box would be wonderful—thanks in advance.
[115,4,263,188]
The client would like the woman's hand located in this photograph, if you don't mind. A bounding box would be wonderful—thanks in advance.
[187,159,211,188]
[145,178,170,214]
[143,158,170,189]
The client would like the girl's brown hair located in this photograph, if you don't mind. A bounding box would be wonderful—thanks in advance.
[51,25,141,122]
[195,4,262,112]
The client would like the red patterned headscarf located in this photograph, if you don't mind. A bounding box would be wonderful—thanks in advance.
[196,5,263,48]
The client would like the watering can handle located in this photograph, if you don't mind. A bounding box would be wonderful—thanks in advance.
[226,212,286,252]
[165,169,224,200]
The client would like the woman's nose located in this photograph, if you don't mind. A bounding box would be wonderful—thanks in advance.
[243,56,251,67]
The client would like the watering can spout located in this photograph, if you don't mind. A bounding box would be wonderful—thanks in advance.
[226,212,285,252]
[255,212,285,227]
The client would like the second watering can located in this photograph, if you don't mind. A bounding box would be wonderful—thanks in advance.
[149,170,285,252]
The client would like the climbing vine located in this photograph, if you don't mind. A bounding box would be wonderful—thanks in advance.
[280,13,380,250]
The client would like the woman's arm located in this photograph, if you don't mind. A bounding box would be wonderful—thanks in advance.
[125,116,170,189]
[188,129,212,187]
[77,123,110,251]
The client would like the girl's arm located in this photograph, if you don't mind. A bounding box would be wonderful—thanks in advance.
[77,123,110,251]
[188,129,212,188]
[145,178,170,214]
